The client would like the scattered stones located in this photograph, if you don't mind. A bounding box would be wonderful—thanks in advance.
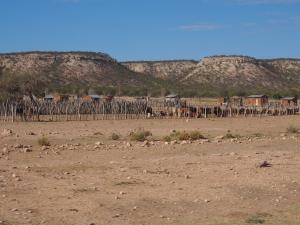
[95,142,104,146]
[14,144,23,149]
[181,140,188,145]
[22,147,32,153]
[170,140,177,145]
[141,140,150,147]
[41,146,49,151]
[26,131,36,136]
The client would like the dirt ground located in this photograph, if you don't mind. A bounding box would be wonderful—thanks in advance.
[0,116,300,225]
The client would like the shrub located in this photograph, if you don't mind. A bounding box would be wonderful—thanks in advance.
[111,133,121,140]
[166,130,205,141]
[286,125,299,134]
[163,135,172,142]
[189,131,205,140]
[38,136,50,146]
[129,128,152,142]
[224,131,241,139]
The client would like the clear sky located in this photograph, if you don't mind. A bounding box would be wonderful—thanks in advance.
[0,0,300,61]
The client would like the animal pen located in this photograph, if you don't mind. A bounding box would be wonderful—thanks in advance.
[0,98,299,122]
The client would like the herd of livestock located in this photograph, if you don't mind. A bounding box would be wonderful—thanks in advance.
[0,96,299,122]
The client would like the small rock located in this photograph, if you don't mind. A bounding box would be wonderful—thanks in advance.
[1,129,13,137]
[181,141,188,145]
[141,141,150,147]
[185,175,191,179]
[2,147,8,154]
[126,142,132,147]
[95,142,104,146]
[257,161,272,168]
[23,148,32,153]
[14,144,23,149]
[215,135,224,140]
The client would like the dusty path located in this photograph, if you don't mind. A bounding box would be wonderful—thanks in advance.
[0,116,300,225]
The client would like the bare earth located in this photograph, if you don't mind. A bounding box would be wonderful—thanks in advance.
[0,116,300,225]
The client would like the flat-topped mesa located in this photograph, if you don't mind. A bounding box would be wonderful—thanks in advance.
[0,51,116,65]
[201,55,258,64]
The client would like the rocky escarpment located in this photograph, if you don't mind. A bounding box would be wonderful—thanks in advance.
[0,52,157,86]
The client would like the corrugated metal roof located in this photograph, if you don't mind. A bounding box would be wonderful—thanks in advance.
[247,95,267,98]
[282,97,297,100]
[165,94,179,98]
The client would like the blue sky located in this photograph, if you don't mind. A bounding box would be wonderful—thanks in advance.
[0,0,300,61]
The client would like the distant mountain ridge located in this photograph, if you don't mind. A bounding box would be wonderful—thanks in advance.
[122,55,300,94]
[0,51,300,97]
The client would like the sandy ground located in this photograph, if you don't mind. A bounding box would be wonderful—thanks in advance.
[0,116,300,225]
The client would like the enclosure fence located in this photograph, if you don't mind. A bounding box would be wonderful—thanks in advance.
[0,99,299,122]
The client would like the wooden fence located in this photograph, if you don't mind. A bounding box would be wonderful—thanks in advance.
[0,99,299,122]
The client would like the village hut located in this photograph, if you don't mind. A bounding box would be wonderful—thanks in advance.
[246,95,268,107]
[83,94,101,102]
[230,96,243,107]
[281,97,298,107]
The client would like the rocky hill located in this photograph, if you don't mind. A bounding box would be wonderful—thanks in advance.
[122,60,198,81]
[1,52,300,97]
[0,52,160,87]
[123,56,300,94]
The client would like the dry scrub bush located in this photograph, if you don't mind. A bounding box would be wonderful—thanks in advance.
[164,130,205,141]
[38,136,51,146]
[129,128,152,142]
[286,125,299,134]
[111,133,121,140]
[224,130,242,139]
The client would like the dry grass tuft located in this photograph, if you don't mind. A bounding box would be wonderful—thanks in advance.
[38,136,51,146]
[286,125,299,134]
[111,133,121,140]
[129,128,152,142]
[164,130,205,141]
